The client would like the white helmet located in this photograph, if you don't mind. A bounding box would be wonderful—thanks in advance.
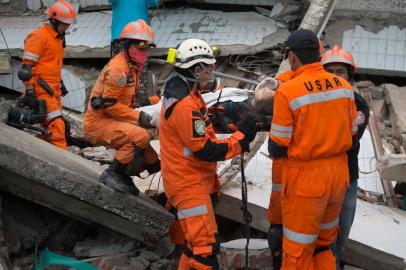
[174,39,216,69]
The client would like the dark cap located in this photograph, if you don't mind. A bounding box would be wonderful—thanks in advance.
[285,29,320,51]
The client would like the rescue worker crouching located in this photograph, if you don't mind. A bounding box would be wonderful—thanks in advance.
[17,0,77,149]
[84,19,160,196]
[160,39,258,270]
[268,29,358,270]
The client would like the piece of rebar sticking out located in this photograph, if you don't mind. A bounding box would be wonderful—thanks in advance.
[253,77,277,115]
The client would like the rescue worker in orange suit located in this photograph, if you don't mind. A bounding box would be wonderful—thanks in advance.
[84,19,160,195]
[18,0,77,149]
[321,45,369,270]
[268,29,358,270]
[266,70,294,270]
[160,39,258,270]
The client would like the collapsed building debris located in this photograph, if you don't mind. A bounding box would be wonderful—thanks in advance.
[0,123,174,252]
[0,0,406,269]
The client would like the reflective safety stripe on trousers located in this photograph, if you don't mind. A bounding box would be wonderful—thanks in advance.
[289,89,354,111]
[283,226,318,244]
[320,217,339,230]
[283,217,339,244]
[178,205,208,219]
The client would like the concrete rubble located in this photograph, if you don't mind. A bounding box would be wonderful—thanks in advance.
[0,0,406,269]
[0,123,174,249]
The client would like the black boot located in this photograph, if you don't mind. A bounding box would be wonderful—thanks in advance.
[125,147,145,177]
[99,160,140,195]
[144,159,161,174]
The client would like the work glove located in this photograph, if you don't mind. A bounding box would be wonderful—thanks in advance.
[236,112,258,152]
[60,80,68,97]
[139,111,154,129]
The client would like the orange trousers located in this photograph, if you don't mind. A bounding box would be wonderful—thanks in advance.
[281,154,348,270]
[84,118,158,165]
[168,194,219,270]
[268,158,284,225]
[35,82,67,150]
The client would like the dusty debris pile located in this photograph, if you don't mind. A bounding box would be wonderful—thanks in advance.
[0,192,170,270]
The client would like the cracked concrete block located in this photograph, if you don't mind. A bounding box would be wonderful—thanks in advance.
[73,238,139,258]
[0,123,174,250]
[370,85,385,100]
[150,259,170,270]
[220,239,272,270]
[96,254,129,270]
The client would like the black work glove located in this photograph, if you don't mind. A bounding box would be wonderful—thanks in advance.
[60,80,68,96]
[139,111,154,129]
[236,112,258,152]
[237,112,258,142]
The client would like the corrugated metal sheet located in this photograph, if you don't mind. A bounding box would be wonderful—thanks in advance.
[342,25,406,73]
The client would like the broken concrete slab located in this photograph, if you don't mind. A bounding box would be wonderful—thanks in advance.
[378,154,406,182]
[220,238,272,269]
[73,239,139,258]
[0,8,289,58]
[186,0,279,6]
[0,123,173,248]
[383,84,406,139]
[0,53,12,74]
[27,0,110,11]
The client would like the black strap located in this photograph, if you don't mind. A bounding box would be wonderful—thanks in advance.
[90,97,117,110]
[313,246,330,256]
[182,245,219,269]
[240,155,252,269]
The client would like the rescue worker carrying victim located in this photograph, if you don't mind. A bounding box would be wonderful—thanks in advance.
[321,45,369,270]
[268,29,358,270]
[17,0,77,149]
[160,39,258,270]
[84,19,160,196]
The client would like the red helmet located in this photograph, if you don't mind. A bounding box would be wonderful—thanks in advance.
[119,19,155,47]
[320,45,356,72]
[47,0,77,25]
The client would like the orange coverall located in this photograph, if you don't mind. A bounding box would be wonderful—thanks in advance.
[269,62,357,270]
[22,23,66,149]
[267,70,295,225]
[84,52,158,166]
[160,84,246,270]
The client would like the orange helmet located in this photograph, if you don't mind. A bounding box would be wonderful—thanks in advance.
[320,45,356,72]
[119,19,155,47]
[47,0,77,25]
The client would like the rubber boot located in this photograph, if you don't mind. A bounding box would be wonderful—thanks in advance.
[99,159,140,195]
[125,147,145,177]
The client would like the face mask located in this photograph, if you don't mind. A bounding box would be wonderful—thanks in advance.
[128,47,149,70]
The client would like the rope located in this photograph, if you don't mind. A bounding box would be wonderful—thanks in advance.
[240,155,252,269]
